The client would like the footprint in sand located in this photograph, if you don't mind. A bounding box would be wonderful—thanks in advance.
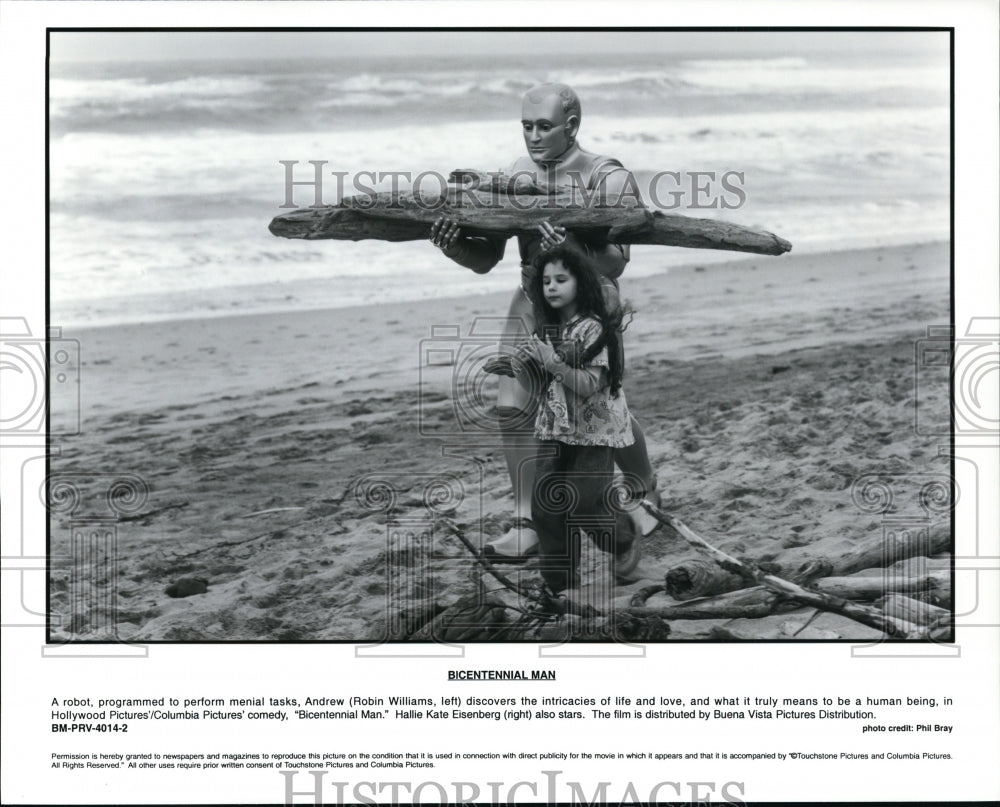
[165,577,209,598]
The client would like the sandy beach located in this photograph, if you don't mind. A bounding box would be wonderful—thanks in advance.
[48,240,951,642]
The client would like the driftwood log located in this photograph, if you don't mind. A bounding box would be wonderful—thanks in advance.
[389,506,948,641]
[269,185,792,256]
[812,570,951,607]
[877,594,951,627]
[409,592,511,642]
[665,559,748,601]
[626,586,782,620]
[637,505,950,640]
[666,521,952,600]
[632,575,951,633]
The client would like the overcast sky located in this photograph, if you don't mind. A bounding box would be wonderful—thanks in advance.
[50,30,948,62]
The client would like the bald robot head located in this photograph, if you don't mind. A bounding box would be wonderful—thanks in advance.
[523,83,582,126]
[521,83,582,163]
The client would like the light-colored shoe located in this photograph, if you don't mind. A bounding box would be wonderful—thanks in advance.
[483,518,539,561]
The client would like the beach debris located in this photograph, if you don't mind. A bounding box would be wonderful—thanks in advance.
[665,558,746,601]
[241,507,305,518]
[409,592,511,642]
[116,501,188,523]
[392,522,670,642]
[811,570,951,606]
[629,583,666,607]
[383,493,950,641]
[876,593,950,626]
[269,175,792,256]
[386,601,447,641]
[628,586,783,621]
[164,577,209,598]
[664,519,951,600]
[635,503,951,640]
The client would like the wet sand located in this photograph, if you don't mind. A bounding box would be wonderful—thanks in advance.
[48,240,951,641]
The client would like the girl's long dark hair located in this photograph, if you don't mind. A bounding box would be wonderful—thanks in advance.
[529,244,626,396]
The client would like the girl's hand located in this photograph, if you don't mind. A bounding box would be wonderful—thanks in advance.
[531,334,564,373]
[511,338,540,365]
[537,222,568,251]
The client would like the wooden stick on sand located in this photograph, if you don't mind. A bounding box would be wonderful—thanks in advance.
[634,503,952,640]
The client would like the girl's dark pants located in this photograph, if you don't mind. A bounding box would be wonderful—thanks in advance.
[532,441,628,592]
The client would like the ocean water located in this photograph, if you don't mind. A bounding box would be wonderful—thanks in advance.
[49,43,950,327]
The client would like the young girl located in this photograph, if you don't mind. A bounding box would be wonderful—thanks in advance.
[512,244,638,594]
